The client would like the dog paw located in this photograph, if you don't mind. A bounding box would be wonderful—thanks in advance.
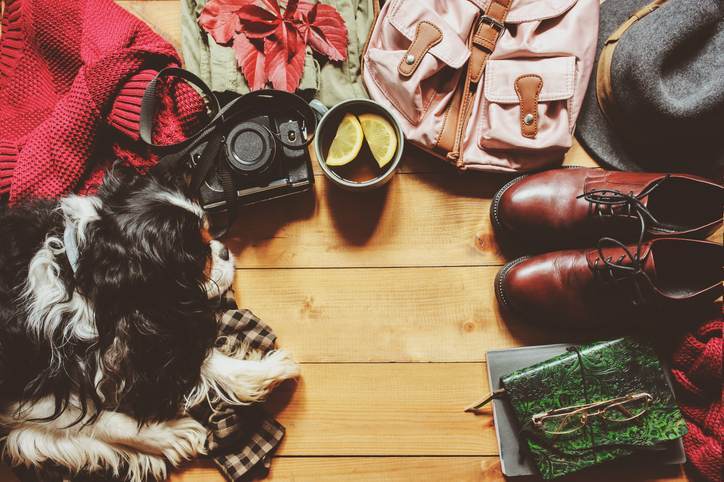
[227,349,300,403]
[125,453,168,482]
[136,417,208,465]
[265,349,301,382]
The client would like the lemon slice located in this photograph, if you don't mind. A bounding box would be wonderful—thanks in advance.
[326,113,364,166]
[358,113,397,168]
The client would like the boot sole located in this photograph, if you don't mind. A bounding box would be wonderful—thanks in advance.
[494,255,530,318]
[490,174,528,244]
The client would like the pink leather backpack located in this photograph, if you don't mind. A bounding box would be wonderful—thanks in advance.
[363,0,599,172]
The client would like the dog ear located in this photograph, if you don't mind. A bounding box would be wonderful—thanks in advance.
[83,227,215,420]
[96,304,215,421]
[149,153,194,196]
[77,220,216,420]
[102,162,139,188]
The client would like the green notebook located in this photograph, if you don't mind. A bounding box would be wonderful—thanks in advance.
[500,338,687,479]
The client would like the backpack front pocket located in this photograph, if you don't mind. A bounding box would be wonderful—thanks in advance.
[364,0,473,125]
[479,56,576,152]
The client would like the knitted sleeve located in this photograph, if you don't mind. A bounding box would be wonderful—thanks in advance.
[3,0,207,202]
[107,69,206,145]
[670,316,722,482]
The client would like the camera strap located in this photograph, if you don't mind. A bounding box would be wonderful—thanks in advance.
[139,67,221,149]
[138,67,317,236]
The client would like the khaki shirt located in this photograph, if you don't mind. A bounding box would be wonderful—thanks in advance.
[181,0,378,107]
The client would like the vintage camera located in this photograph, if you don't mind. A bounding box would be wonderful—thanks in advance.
[140,69,318,233]
[188,102,315,213]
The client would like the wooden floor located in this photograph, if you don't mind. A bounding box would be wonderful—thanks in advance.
[0,2,697,481]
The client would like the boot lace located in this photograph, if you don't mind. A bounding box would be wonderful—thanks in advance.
[576,175,670,226]
[581,176,671,306]
[592,231,652,306]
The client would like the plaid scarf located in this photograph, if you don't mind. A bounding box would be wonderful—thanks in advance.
[192,291,286,481]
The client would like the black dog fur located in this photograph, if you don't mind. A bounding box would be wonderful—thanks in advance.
[0,169,217,424]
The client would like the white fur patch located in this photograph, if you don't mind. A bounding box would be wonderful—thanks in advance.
[22,195,102,349]
[60,195,101,245]
[153,191,205,218]
[2,396,207,482]
[23,237,97,351]
[204,240,235,299]
[185,348,300,409]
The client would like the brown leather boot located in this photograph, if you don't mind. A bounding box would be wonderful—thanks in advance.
[491,168,722,251]
[496,237,722,327]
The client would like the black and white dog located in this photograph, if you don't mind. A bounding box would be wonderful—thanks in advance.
[0,167,299,481]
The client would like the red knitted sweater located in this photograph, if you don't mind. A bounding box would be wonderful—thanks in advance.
[671,317,722,482]
[0,0,203,202]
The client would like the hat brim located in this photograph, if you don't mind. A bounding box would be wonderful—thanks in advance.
[575,0,655,171]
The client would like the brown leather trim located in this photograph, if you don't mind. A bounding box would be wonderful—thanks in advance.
[436,0,511,163]
[435,73,466,157]
[596,0,667,124]
[515,74,543,138]
[469,23,498,84]
[472,24,499,54]
[398,21,443,78]
[486,1,508,20]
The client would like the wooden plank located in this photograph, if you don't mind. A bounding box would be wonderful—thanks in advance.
[265,363,493,456]
[116,1,181,51]
[223,145,623,270]
[226,172,509,268]
[168,456,689,482]
[226,169,720,269]
[0,456,691,482]
[170,458,487,482]
[271,457,691,482]
[0,363,493,478]
[233,264,722,363]
[234,267,576,363]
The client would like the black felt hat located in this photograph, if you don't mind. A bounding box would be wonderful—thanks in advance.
[575,0,724,173]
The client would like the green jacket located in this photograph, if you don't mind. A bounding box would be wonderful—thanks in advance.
[181,0,378,107]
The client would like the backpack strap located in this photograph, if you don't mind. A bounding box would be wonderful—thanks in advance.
[435,0,512,165]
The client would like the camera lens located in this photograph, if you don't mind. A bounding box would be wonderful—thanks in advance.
[225,122,276,175]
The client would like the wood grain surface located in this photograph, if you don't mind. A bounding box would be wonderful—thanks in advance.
[233,267,581,363]
[168,457,688,482]
[0,2,698,482]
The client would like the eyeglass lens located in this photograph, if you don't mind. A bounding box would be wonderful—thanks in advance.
[539,395,651,434]
[601,396,650,422]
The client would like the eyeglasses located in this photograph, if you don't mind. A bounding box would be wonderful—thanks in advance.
[531,392,653,435]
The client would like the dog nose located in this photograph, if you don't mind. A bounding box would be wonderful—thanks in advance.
[218,246,230,261]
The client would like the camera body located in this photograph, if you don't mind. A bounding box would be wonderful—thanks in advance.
[190,111,314,212]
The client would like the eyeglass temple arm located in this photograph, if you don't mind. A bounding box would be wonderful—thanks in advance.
[608,403,634,418]
[540,392,651,421]
[464,388,507,413]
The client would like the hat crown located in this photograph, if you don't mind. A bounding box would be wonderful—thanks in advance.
[577,0,724,172]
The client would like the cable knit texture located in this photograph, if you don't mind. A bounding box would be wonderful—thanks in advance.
[0,0,204,202]
[671,317,722,482]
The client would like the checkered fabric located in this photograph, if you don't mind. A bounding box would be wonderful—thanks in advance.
[196,290,287,481]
